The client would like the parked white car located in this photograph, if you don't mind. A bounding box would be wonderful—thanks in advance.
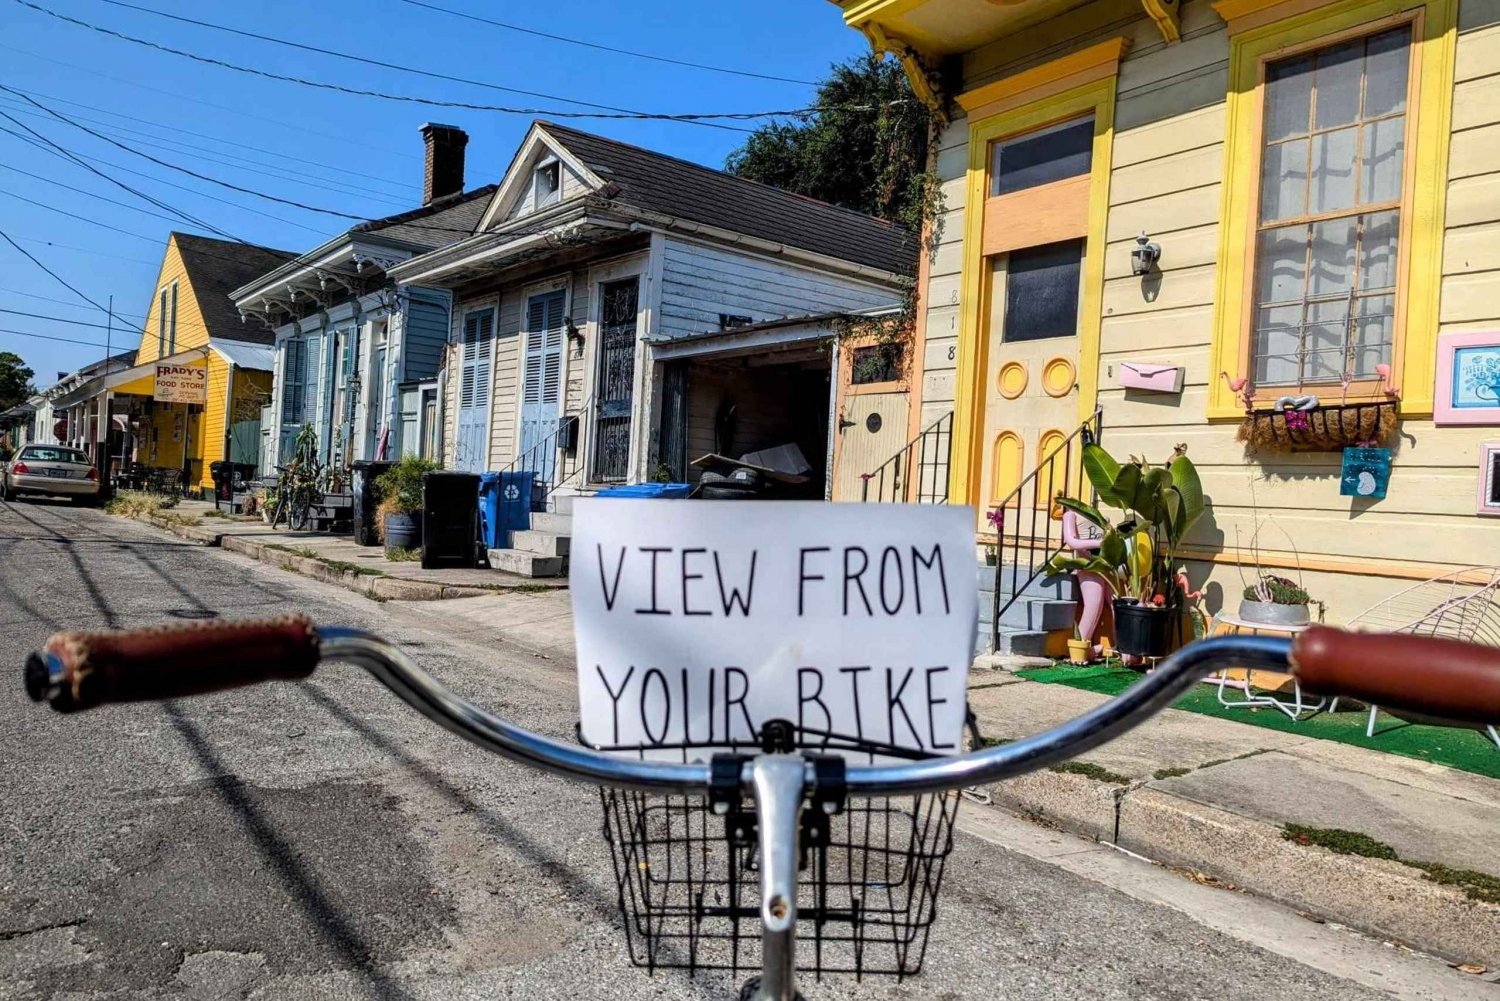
[1,445,102,505]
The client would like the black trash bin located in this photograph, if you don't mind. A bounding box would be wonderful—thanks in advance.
[350,459,395,547]
[421,471,481,569]
[208,461,256,511]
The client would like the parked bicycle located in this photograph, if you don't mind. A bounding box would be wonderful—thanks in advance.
[262,424,323,531]
[21,621,1500,1000]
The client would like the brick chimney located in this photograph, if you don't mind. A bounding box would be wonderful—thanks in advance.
[421,123,467,205]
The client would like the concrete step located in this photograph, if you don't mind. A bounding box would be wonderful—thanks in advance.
[511,529,570,557]
[552,493,577,515]
[980,596,1076,632]
[978,563,1072,600]
[487,548,565,578]
[530,511,573,534]
[974,627,1054,658]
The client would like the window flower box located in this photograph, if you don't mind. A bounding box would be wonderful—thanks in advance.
[1237,400,1397,453]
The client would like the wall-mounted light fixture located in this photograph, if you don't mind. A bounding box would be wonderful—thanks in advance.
[1131,231,1162,275]
[566,318,585,355]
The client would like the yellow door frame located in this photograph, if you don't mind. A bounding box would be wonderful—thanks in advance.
[949,67,1121,508]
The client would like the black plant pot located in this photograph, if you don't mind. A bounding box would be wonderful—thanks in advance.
[1113,598,1173,658]
[384,512,422,554]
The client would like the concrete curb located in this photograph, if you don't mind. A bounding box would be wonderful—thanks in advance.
[123,512,521,603]
[980,769,1500,968]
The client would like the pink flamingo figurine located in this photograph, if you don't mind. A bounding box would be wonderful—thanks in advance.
[1061,508,1115,658]
[1220,371,1255,410]
[1375,363,1400,398]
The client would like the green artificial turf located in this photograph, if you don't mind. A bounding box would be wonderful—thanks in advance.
[1016,662,1500,780]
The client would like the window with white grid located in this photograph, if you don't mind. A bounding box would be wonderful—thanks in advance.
[1251,25,1412,388]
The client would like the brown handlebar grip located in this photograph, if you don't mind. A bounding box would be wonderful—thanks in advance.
[1292,626,1500,725]
[26,614,319,712]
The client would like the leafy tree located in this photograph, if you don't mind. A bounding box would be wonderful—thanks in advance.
[0,352,35,411]
[726,54,936,236]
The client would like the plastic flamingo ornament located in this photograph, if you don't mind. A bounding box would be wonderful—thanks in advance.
[1220,371,1255,411]
[1375,363,1400,399]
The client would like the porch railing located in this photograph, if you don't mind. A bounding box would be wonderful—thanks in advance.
[860,412,953,503]
[990,407,1103,652]
[493,394,595,547]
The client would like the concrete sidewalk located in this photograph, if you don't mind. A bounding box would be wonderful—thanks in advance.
[123,499,565,601]
[967,675,1500,968]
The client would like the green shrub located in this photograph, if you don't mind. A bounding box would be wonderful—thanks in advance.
[374,456,441,517]
[1243,573,1310,605]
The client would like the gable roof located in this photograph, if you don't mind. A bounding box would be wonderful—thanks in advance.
[353,184,498,251]
[528,123,917,275]
[172,234,298,345]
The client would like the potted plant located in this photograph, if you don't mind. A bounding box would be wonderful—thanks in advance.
[1240,574,1312,626]
[1066,626,1090,665]
[1045,444,1206,658]
[374,455,440,555]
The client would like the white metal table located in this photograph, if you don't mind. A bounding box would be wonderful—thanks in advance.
[1207,612,1324,720]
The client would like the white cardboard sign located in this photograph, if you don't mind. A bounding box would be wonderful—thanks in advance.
[571,500,978,759]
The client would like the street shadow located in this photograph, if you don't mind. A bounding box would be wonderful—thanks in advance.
[163,703,420,1001]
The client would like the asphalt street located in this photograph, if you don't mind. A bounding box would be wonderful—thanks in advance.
[0,499,1457,1000]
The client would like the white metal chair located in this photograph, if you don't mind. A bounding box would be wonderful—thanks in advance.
[1344,566,1500,749]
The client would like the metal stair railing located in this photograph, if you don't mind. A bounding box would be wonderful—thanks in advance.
[990,407,1102,652]
[494,393,595,548]
[859,412,953,503]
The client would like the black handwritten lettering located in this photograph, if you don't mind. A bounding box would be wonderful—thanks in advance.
[723,667,754,743]
[597,546,627,611]
[680,548,709,616]
[798,547,830,615]
[596,664,634,745]
[640,668,671,744]
[844,546,873,616]
[681,668,698,744]
[707,668,717,743]
[714,552,757,616]
[634,548,672,615]
[925,666,954,750]
[879,545,904,614]
[886,667,921,749]
[839,666,871,739]
[797,668,831,733]
[911,545,949,614]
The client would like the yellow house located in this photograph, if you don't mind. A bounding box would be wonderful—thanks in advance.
[832,0,1500,648]
[52,233,295,495]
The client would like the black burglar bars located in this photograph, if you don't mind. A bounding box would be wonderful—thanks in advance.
[860,413,954,504]
[990,408,1102,652]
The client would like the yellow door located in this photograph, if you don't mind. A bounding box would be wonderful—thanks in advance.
[832,391,909,501]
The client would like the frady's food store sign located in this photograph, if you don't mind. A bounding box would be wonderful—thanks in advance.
[571,500,977,759]
[154,364,206,404]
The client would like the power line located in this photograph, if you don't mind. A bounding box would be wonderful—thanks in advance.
[0,97,413,209]
[0,187,166,242]
[397,0,817,86]
[0,228,112,314]
[95,0,754,133]
[0,83,415,192]
[0,146,226,232]
[0,104,245,240]
[15,0,807,127]
[0,307,127,330]
[0,124,338,235]
[0,42,409,157]
[0,325,119,350]
[8,235,158,267]
[0,285,149,318]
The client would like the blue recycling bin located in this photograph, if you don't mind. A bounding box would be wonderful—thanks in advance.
[478,470,536,549]
[596,482,692,499]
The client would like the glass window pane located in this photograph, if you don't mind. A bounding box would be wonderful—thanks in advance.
[1364,27,1411,118]
[1260,140,1307,221]
[1265,55,1314,142]
[991,117,1094,196]
[1360,115,1405,203]
[1352,294,1395,377]
[1304,298,1351,382]
[1313,40,1364,130]
[1359,210,1400,291]
[1310,126,1359,213]
[1309,217,1357,298]
[1256,224,1309,304]
[1002,239,1083,342]
[1254,305,1304,385]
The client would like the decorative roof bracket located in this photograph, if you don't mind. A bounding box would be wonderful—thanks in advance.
[353,252,404,274]
[861,24,947,122]
[1140,0,1182,43]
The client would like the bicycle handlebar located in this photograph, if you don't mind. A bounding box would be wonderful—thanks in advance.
[23,618,1500,796]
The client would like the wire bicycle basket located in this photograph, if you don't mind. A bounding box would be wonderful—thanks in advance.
[591,720,961,983]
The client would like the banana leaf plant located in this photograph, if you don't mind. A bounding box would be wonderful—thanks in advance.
[1045,444,1205,604]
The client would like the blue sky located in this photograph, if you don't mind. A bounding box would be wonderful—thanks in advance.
[0,0,866,385]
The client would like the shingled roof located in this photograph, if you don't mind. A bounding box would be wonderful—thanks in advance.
[540,123,917,275]
[353,184,498,251]
[172,234,297,346]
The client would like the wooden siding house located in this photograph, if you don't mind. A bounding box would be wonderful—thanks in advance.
[832,0,1500,649]
[387,122,914,504]
[233,125,495,475]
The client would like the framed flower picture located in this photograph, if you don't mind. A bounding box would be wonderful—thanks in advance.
[1435,331,1500,425]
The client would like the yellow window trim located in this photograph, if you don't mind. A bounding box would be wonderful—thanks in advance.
[1206,0,1457,420]
[956,37,1130,121]
[950,72,1119,508]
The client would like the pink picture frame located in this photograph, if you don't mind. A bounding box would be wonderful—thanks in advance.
[1434,330,1500,425]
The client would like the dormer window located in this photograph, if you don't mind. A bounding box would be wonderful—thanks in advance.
[533,157,561,209]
